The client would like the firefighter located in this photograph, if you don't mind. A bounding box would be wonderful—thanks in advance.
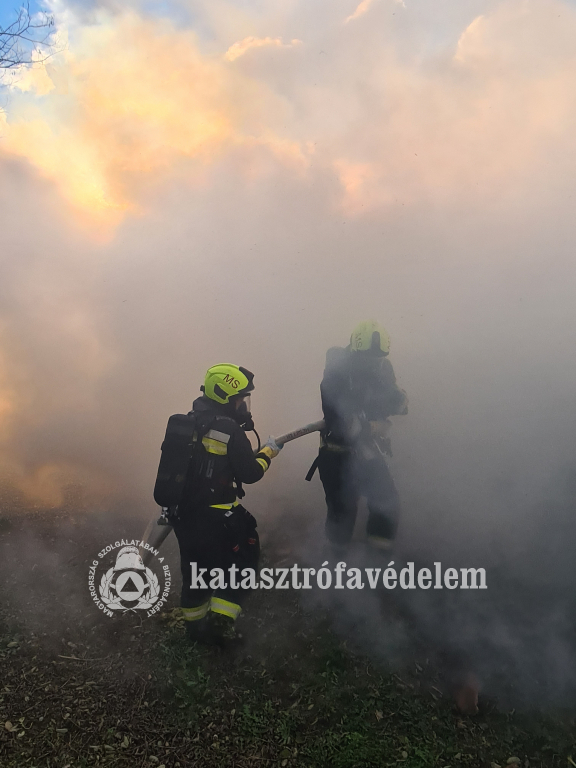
[172,364,281,645]
[311,321,407,552]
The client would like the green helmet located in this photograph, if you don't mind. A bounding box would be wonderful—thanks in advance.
[350,320,391,355]
[202,364,255,405]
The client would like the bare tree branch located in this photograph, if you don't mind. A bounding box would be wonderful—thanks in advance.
[0,2,55,70]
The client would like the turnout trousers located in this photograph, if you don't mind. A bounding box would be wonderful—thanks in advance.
[173,503,260,625]
[317,446,400,547]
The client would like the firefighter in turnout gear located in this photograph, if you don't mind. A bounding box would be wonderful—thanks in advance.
[167,364,281,645]
[312,321,407,551]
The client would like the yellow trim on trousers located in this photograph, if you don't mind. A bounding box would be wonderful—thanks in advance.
[181,601,210,622]
[210,596,241,621]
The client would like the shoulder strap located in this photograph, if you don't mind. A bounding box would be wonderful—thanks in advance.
[305,455,320,482]
[180,411,219,502]
[211,415,246,499]
[181,411,248,504]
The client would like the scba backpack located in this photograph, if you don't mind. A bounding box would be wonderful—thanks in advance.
[153,413,203,508]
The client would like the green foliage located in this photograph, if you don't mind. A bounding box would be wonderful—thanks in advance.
[151,619,574,768]
[1,600,573,768]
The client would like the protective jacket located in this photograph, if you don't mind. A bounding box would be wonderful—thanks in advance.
[320,346,407,448]
[315,346,407,545]
[179,395,271,512]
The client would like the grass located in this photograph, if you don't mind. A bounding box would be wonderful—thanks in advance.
[150,599,574,768]
[1,593,574,767]
[0,495,574,768]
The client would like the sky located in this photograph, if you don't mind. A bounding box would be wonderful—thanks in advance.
[1,0,576,507]
[2,0,576,702]
[0,0,575,503]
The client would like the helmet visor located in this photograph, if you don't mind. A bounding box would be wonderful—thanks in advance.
[236,394,251,414]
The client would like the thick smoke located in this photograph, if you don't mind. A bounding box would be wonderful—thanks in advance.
[2,0,576,704]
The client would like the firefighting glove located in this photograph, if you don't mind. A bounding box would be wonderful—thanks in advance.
[260,436,283,460]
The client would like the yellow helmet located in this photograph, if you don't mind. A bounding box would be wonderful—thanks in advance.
[350,320,390,355]
[202,363,255,404]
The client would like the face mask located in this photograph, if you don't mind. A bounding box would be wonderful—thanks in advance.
[237,395,251,415]
[235,395,254,431]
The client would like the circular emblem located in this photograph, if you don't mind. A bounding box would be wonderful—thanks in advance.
[88,541,171,617]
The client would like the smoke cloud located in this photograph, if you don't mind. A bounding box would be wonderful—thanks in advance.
[2,0,576,703]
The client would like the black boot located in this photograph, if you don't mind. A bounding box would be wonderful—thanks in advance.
[184,616,210,644]
[208,613,245,649]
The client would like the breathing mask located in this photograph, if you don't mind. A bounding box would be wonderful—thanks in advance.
[235,395,254,431]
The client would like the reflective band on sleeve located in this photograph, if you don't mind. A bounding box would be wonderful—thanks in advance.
[210,500,239,510]
[210,597,241,621]
[181,601,210,622]
[256,457,269,472]
[202,436,228,455]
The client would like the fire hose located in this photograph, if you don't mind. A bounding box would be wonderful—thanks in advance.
[139,419,325,564]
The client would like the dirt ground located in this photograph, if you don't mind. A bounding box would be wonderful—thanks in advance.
[1,485,575,767]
